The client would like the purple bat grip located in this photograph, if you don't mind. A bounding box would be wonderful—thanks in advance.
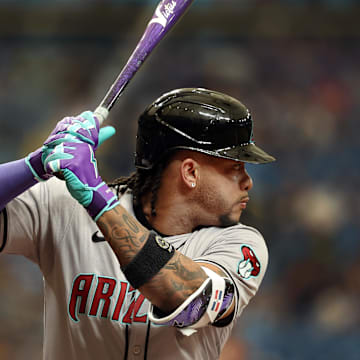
[95,0,194,124]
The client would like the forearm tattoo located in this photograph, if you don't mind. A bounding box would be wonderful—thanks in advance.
[97,205,208,311]
[97,206,147,263]
[144,252,207,309]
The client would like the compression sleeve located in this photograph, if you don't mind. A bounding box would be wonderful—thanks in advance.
[0,159,37,211]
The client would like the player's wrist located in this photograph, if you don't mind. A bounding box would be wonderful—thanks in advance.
[52,147,119,221]
[25,148,52,182]
[84,181,120,221]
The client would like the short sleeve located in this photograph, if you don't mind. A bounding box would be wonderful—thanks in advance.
[194,225,269,320]
[0,181,49,263]
[0,178,77,272]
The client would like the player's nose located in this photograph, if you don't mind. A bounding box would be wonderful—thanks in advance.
[240,168,253,191]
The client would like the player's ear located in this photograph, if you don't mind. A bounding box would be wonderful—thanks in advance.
[180,158,199,190]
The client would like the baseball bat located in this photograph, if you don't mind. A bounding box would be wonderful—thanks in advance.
[94,0,195,125]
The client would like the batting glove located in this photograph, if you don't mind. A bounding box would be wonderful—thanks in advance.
[43,141,119,221]
[25,111,115,182]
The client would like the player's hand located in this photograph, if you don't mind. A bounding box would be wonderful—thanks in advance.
[25,111,116,182]
[45,111,98,150]
[43,141,119,220]
[44,111,116,151]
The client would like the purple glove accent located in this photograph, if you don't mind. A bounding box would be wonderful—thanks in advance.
[44,142,119,221]
[44,113,100,150]
[27,148,52,181]
[49,115,99,135]
[0,159,38,210]
[86,183,118,220]
[45,142,98,183]
[24,112,100,183]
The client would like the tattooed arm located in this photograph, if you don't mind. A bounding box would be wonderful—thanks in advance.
[97,204,235,317]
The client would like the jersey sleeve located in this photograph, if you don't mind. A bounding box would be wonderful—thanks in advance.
[194,225,269,321]
[0,181,48,263]
[0,178,76,268]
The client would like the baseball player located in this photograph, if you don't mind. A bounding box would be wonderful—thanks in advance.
[0,88,275,360]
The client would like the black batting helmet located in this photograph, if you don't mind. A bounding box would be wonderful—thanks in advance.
[135,88,275,169]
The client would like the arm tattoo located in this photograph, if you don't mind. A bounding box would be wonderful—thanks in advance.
[122,214,140,234]
[142,252,208,309]
[97,206,148,264]
[97,205,208,311]
[164,254,205,281]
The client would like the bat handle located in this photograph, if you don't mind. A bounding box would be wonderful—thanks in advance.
[94,106,109,126]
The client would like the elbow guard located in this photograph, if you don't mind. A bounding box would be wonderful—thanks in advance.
[148,267,234,336]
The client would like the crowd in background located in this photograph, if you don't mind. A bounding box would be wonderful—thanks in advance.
[0,1,359,359]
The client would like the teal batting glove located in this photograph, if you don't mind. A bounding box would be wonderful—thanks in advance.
[98,126,116,147]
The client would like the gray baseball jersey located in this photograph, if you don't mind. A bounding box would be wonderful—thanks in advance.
[0,178,268,360]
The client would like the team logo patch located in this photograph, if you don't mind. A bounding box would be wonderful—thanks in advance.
[237,245,260,279]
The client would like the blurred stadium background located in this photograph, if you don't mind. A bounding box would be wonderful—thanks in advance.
[0,0,359,359]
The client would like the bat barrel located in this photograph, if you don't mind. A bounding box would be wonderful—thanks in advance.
[95,0,194,125]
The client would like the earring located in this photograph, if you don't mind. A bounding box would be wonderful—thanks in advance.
[191,183,196,188]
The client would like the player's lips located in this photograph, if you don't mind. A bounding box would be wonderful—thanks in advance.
[238,196,249,209]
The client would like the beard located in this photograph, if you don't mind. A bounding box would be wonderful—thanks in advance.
[218,212,241,227]
[193,180,244,228]
[217,198,245,227]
